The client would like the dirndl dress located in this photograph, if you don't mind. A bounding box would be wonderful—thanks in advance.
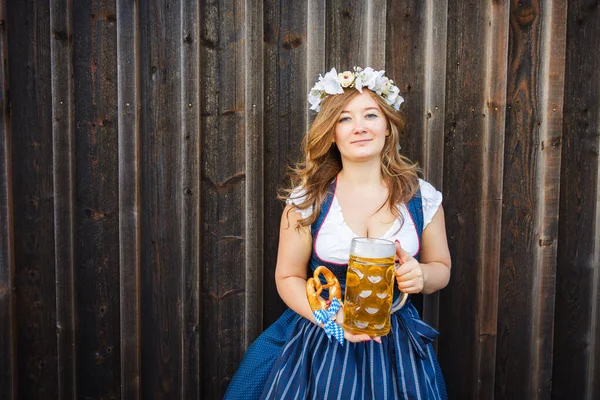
[224,182,447,400]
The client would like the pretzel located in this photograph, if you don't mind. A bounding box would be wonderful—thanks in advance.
[306,266,342,313]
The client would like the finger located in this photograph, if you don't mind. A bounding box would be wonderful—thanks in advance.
[397,281,424,294]
[397,265,420,279]
[394,239,410,258]
[395,261,418,278]
[397,269,422,283]
[372,336,382,344]
[397,279,416,290]
[335,306,345,325]
[394,263,410,277]
[345,332,372,343]
[394,241,414,266]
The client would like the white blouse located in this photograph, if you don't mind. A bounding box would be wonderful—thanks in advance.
[287,179,442,263]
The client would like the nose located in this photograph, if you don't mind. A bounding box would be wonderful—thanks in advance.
[353,119,367,134]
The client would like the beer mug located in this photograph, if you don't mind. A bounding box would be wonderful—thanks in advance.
[342,237,408,336]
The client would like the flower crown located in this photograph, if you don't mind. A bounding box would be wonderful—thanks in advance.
[308,67,404,112]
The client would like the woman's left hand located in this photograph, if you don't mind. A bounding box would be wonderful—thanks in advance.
[394,240,425,294]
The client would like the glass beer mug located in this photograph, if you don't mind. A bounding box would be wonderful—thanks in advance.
[343,237,408,336]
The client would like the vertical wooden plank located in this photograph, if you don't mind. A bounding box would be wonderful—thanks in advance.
[262,0,308,326]
[72,1,121,398]
[386,0,427,170]
[496,1,565,398]
[200,0,248,397]
[531,1,566,396]
[326,0,367,68]
[243,0,264,348]
[593,155,600,400]
[50,0,77,398]
[137,0,182,397]
[476,1,510,398]
[419,0,448,332]
[364,0,386,69]
[436,1,491,397]
[0,0,16,397]
[116,0,141,397]
[180,1,200,397]
[495,1,540,396]
[7,1,59,397]
[553,0,600,398]
[306,0,326,130]
[420,0,448,189]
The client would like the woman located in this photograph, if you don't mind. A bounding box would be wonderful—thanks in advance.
[225,67,451,399]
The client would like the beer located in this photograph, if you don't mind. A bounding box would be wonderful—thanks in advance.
[343,238,397,336]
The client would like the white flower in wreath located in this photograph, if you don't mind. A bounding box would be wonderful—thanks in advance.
[318,68,344,95]
[353,68,365,92]
[386,84,400,103]
[308,88,323,111]
[380,78,392,94]
[365,68,385,92]
[393,95,404,110]
[337,71,355,87]
[384,84,404,109]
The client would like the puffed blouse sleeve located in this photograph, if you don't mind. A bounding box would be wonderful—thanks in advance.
[419,178,443,229]
[286,186,313,220]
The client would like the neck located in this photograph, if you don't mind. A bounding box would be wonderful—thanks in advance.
[337,158,383,188]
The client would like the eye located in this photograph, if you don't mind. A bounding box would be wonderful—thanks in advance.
[338,116,351,123]
[365,113,378,119]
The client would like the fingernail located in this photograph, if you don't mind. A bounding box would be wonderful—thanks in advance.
[395,239,399,243]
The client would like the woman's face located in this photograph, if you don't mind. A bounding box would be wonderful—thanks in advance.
[333,91,389,163]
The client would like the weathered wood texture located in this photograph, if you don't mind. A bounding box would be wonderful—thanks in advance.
[263,0,309,326]
[180,0,201,397]
[50,0,77,397]
[73,1,121,398]
[440,2,497,397]
[199,0,263,397]
[116,0,141,398]
[8,1,58,398]
[0,1,598,399]
[138,0,185,397]
[0,0,15,398]
[495,2,566,398]
[553,0,600,399]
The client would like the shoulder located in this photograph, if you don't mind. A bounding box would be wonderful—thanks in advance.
[418,179,441,200]
[417,178,443,228]
[286,186,313,220]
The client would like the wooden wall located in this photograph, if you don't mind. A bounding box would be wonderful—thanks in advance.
[0,0,598,398]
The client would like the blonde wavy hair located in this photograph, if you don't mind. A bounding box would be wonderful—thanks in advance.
[282,88,420,229]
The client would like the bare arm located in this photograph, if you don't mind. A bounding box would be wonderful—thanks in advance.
[274,205,315,322]
[418,205,451,294]
[395,205,452,294]
[275,205,376,343]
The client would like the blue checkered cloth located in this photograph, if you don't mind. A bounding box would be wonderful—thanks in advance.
[313,297,344,345]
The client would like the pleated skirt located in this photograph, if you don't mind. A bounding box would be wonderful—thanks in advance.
[224,304,446,400]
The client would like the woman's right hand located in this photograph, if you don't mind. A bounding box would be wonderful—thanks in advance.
[344,330,381,343]
[335,305,382,343]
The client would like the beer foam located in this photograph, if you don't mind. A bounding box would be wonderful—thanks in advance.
[351,238,395,259]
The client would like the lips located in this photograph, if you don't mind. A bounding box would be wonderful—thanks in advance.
[351,139,372,144]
